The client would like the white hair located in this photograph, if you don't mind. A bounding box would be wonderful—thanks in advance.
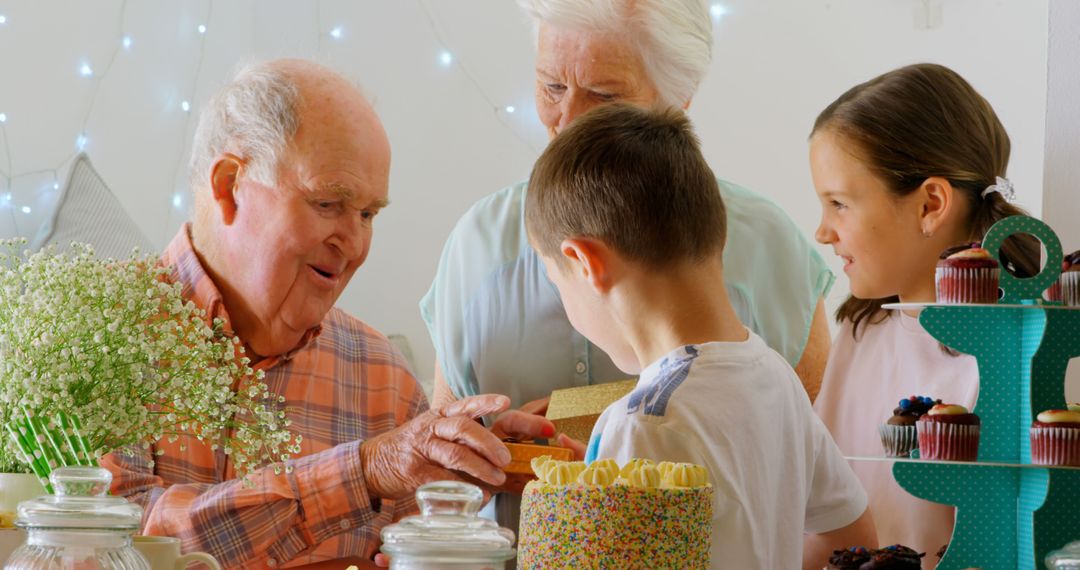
[189,61,300,188]
[516,0,713,107]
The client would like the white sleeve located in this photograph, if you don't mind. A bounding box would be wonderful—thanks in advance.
[804,416,869,534]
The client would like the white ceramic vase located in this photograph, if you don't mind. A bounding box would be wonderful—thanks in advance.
[0,472,46,564]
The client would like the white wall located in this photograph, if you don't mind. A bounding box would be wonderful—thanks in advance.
[0,1,1050,385]
[1043,0,1080,402]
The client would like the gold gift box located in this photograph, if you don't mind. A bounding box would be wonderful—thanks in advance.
[546,379,638,444]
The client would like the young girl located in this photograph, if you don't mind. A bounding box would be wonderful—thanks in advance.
[809,63,1039,566]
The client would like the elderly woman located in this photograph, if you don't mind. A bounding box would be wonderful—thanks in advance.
[421,0,839,552]
[423,1,832,431]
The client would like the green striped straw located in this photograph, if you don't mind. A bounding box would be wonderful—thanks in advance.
[60,412,94,466]
[5,420,53,493]
[23,413,65,472]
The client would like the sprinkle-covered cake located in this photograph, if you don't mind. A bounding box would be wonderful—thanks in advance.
[518,456,713,569]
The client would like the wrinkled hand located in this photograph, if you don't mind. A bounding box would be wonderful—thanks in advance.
[491,396,555,441]
[360,394,512,500]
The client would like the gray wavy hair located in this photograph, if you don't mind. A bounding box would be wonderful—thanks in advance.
[189,61,300,188]
[516,0,713,107]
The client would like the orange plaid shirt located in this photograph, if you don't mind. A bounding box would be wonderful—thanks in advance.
[102,225,428,568]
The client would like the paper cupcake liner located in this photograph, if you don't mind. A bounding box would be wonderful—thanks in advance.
[935,267,1000,304]
[1030,426,1080,466]
[1062,272,1080,307]
[917,420,980,461]
[879,424,918,457]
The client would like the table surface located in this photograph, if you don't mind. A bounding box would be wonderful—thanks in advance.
[293,558,378,570]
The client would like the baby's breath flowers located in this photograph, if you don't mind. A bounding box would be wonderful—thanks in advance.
[0,240,300,489]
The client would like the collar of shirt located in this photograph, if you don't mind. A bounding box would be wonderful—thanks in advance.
[161,223,322,370]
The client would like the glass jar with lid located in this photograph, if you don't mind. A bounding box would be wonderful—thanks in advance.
[3,466,149,570]
[1048,541,1080,569]
[380,480,515,569]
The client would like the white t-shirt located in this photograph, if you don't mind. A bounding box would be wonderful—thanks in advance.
[814,312,979,569]
[587,331,868,570]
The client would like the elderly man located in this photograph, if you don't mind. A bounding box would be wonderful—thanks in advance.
[102,59,512,568]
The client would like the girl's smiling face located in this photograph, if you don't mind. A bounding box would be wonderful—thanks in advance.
[810,129,941,302]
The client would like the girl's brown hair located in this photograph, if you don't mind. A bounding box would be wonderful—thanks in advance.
[812,63,1040,337]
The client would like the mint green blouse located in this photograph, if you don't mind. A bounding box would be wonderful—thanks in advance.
[419,177,833,404]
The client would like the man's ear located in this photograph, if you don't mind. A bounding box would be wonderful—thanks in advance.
[918,176,959,237]
[559,238,613,293]
[210,154,244,225]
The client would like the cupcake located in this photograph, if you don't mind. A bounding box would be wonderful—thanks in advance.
[1060,250,1080,306]
[935,243,1000,304]
[826,546,871,569]
[917,404,981,461]
[860,545,925,569]
[1030,409,1080,466]
[879,395,939,457]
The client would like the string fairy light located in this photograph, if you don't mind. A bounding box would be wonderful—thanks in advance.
[3,0,545,239]
[0,0,213,240]
[413,0,539,154]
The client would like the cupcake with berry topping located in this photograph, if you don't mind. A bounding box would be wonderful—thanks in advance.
[935,243,1000,304]
[1030,409,1080,466]
[917,403,981,461]
[825,546,871,569]
[1060,250,1080,306]
[860,544,925,569]
[879,395,940,457]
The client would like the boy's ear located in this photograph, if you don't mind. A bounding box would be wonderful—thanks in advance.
[918,176,958,237]
[559,238,613,293]
[210,153,244,226]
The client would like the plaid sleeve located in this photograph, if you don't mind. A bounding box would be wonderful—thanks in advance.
[105,441,378,569]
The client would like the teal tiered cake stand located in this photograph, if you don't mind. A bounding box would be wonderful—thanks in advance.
[882,216,1080,569]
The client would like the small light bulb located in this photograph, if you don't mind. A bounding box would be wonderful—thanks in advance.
[53,182,60,190]
[0,113,6,123]
[197,24,207,34]
[181,100,191,112]
[21,206,31,214]
[172,194,183,208]
[122,36,132,49]
[76,134,88,149]
[710,4,728,19]
[505,106,516,114]
[0,15,7,24]
[330,26,343,39]
[0,193,11,203]
[439,51,453,67]
[80,63,93,77]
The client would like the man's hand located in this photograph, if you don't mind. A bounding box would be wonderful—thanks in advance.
[360,394,513,500]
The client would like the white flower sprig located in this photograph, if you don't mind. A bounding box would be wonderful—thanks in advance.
[0,240,301,486]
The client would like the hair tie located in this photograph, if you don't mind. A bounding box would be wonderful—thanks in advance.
[981,176,1015,201]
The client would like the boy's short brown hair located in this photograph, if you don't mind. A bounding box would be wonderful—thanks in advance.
[525,104,725,269]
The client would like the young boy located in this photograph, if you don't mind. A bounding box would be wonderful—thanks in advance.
[524,104,876,569]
